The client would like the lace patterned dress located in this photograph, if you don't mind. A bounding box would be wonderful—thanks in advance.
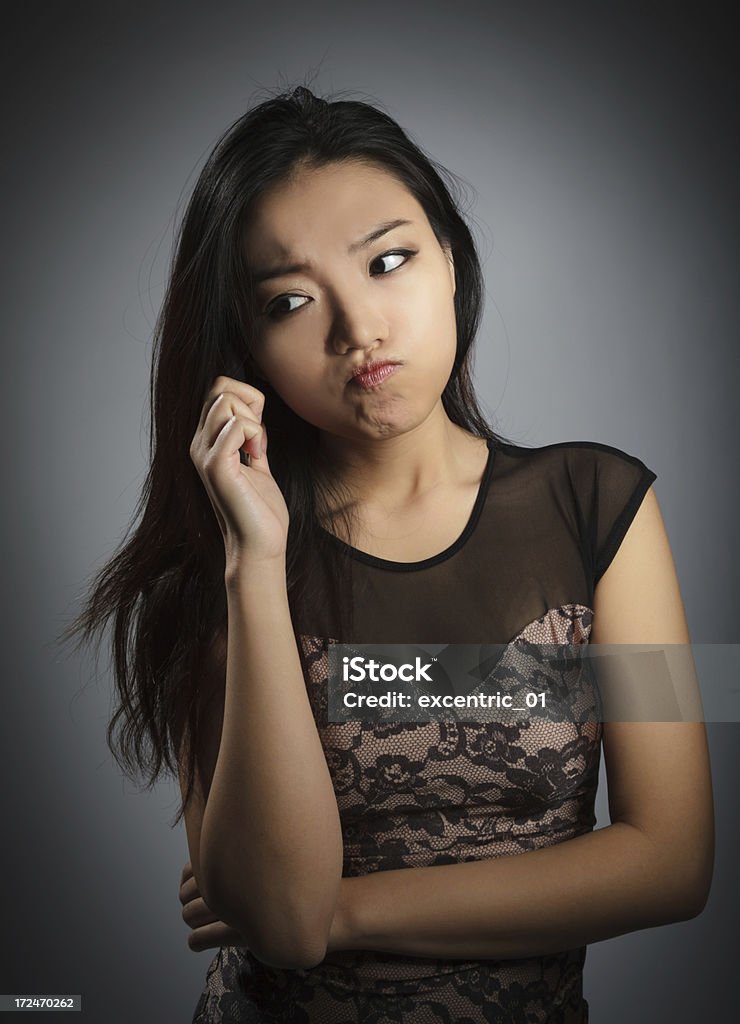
[191,438,657,1024]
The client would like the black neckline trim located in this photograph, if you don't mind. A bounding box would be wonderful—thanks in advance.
[319,438,496,572]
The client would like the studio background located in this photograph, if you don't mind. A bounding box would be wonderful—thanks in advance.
[1,2,737,1021]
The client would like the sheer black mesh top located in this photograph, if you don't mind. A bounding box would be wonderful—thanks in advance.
[192,437,657,1024]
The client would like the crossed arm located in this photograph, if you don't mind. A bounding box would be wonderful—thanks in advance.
[180,488,714,967]
[183,798,710,963]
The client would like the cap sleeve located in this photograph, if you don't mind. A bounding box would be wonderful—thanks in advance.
[583,443,657,585]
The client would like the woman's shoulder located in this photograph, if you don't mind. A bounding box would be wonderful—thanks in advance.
[494,436,644,460]
[493,436,655,481]
[491,439,657,530]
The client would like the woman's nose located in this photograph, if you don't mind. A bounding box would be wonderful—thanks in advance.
[328,292,389,354]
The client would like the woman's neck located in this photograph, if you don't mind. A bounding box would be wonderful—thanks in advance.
[315,418,488,522]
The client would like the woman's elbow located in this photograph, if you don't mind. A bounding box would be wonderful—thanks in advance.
[201,864,333,966]
[678,868,713,920]
[645,820,714,924]
[672,850,714,921]
[253,884,339,968]
[235,893,332,970]
[251,929,328,971]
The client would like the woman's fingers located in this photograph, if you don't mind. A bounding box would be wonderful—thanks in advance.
[182,894,218,930]
[179,873,200,906]
[193,376,266,466]
[178,860,252,952]
[181,893,250,953]
[187,920,248,953]
[211,407,265,464]
[204,389,258,432]
[197,391,266,465]
[197,376,265,434]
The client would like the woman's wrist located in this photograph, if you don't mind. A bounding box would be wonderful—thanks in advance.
[326,878,357,954]
[224,551,287,593]
[326,877,369,954]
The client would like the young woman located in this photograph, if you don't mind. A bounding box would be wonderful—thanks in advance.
[67,85,714,1023]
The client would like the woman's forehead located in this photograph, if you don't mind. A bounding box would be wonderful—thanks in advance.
[244,163,421,259]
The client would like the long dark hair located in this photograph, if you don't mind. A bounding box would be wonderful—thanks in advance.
[59,81,517,827]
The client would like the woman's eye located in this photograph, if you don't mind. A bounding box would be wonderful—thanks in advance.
[371,248,417,275]
[264,294,310,320]
[263,249,417,321]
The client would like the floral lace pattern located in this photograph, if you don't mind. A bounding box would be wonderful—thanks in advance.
[192,605,599,1023]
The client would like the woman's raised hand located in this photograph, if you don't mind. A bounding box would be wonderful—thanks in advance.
[190,376,290,568]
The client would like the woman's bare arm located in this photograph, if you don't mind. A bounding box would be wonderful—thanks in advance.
[186,559,343,970]
[329,487,715,958]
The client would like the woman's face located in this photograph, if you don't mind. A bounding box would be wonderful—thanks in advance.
[243,160,457,442]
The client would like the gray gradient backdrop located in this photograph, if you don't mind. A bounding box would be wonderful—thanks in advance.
[2,2,737,1021]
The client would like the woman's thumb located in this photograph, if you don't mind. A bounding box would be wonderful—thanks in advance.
[252,421,270,470]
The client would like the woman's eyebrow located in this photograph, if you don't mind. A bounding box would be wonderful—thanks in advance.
[251,218,414,285]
